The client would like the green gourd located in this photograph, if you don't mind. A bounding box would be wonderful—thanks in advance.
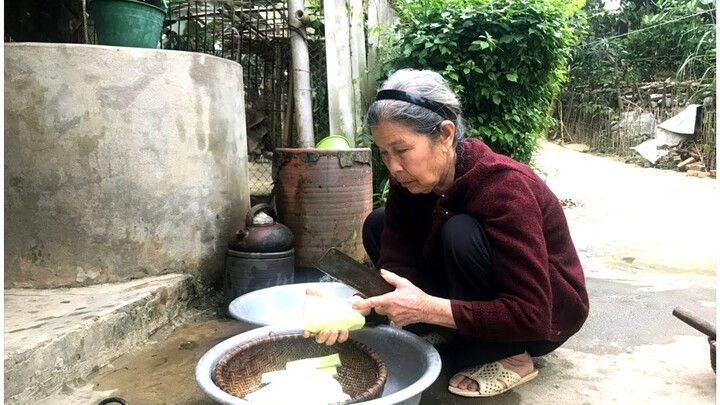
[302,295,365,333]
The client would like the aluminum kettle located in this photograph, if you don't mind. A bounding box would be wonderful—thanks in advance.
[228,203,294,253]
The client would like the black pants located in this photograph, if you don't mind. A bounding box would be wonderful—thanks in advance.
[362,207,564,369]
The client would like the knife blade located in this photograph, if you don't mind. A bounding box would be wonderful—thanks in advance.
[314,248,394,298]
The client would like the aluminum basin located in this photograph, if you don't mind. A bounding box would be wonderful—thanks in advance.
[196,324,441,405]
[228,282,358,328]
[209,282,442,404]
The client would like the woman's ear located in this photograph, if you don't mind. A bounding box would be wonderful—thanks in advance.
[439,120,455,148]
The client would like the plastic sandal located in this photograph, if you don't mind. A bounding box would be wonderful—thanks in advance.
[447,361,539,397]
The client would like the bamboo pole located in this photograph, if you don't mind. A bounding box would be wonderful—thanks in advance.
[288,0,315,148]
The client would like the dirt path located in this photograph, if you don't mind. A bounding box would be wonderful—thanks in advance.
[535,141,717,283]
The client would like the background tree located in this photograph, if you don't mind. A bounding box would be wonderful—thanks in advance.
[564,0,715,105]
[377,0,584,164]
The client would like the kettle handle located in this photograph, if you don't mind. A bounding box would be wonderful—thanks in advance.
[98,398,128,405]
[245,203,278,227]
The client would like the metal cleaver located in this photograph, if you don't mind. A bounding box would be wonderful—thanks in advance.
[314,248,394,298]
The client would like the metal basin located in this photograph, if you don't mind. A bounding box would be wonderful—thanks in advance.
[209,282,442,404]
[196,324,441,405]
[227,282,358,328]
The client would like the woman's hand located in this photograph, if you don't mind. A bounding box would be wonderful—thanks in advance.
[303,328,349,346]
[301,289,369,345]
[351,270,435,327]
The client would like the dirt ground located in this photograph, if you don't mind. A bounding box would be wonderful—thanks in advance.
[45,141,718,405]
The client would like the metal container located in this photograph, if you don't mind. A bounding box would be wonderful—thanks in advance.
[224,204,294,304]
[273,148,373,267]
[228,282,358,328]
[196,324,441,405]
[221,282,442,404]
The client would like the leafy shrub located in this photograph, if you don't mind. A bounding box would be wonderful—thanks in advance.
[382,0,583,163]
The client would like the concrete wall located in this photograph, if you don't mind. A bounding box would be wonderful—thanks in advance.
[4,43,250,288]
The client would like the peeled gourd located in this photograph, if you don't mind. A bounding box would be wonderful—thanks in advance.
[260,365,337,384]
[302,294,365,333]
[252,354,349,405]
[246,370,350,405]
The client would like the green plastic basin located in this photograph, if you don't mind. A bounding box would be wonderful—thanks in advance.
[316,135,351,149]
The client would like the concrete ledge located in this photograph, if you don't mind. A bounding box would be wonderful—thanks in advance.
[3,274,194,405]
[5,43,250,288]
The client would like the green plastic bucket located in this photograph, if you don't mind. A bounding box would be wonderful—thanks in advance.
[89,0,167,48]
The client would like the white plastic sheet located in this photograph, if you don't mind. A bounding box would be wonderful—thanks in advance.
[631,104,701,163]
[657,104,702,134]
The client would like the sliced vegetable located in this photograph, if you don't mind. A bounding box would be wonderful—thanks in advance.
[260,365,337,384]
[246,371,350,404]
[285,353,341,371]
[317,365,339,378]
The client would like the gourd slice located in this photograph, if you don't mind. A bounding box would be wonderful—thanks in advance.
[286,353,341,370]
[261,365,338,384]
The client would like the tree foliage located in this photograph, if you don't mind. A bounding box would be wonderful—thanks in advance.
[380,0,584,163]
[630,0,716,82]
[565,0,716,106]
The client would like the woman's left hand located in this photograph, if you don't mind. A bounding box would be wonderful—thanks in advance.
[352,269,432,327]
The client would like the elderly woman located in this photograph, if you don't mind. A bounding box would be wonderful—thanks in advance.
[310,68,589,398]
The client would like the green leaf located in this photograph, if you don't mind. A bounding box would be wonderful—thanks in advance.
[492,94,501,105]
[470,40,490,50]
[505,72,518,82]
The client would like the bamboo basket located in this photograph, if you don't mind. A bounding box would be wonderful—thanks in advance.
[213,332,387,403]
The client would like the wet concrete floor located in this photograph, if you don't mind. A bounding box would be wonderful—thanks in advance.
[83,311,252,405]
[45,141,717,404]
[48,275,716,405]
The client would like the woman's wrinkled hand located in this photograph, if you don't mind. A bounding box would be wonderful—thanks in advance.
[303,328,349,346]
[351,269,431,327]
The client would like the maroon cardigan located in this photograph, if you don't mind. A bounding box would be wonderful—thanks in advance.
[378,138,589,342]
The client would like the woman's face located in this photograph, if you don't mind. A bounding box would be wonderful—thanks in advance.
[372,120,456,194]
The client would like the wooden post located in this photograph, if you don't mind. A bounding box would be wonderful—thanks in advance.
[324,0,355,144]
[348,0,367,143]
[288,0,315,148]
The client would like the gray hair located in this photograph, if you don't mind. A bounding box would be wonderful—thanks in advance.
[365,69,465,144]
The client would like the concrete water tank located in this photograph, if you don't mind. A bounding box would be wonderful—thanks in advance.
[4,43,250,288]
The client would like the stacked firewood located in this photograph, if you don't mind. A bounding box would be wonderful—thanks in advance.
[663,141,716,178]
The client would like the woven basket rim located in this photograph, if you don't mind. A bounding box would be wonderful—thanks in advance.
[213,332,387,404]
